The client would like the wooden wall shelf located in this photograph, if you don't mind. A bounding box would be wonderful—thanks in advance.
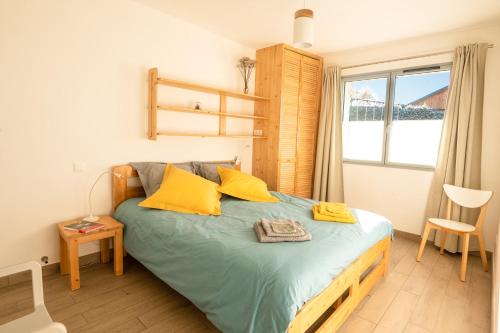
[157,105,269,120]
[156,77,269,101]
[148,68,268,140]
[156,132,267,139]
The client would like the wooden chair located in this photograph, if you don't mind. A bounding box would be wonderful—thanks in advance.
[416,184,493,282]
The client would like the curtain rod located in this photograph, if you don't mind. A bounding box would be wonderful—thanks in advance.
[341,43,495,70]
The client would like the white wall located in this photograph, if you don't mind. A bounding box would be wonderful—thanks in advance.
[324,21,500,251]
[0,0,256,266]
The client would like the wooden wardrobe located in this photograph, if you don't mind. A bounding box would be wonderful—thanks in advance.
[253,44,323,198]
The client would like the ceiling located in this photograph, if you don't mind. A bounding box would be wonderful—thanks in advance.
[135,0,500,54]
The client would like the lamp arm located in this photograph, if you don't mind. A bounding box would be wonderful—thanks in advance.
[87,171,122,220]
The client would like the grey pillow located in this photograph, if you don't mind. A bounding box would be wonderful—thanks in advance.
[193,160,235,184]
[130,162,195,197]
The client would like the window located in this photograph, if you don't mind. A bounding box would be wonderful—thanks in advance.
[342,65,451,168]
[342,77,388,162]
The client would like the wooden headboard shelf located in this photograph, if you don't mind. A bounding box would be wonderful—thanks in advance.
[148,68,269,140]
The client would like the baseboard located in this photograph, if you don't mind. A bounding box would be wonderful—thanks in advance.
[394,228,492,258]
[0,251,104,288]
[2,229,492,288]
[394,229,422,242]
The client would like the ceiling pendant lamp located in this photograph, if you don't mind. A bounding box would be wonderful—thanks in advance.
[293,4,314,49]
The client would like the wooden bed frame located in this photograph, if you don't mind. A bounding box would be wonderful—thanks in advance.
[111,164,391,333]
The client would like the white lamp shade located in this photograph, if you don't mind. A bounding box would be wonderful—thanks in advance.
[293,11,314,48]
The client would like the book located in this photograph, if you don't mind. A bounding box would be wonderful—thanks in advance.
[64,221,105,233]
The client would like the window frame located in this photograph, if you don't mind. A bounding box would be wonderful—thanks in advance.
[341,63,452,170]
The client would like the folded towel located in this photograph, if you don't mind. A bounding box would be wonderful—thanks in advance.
[312,205,356,223]
[322,210,353,219]
[317,202,355,221]
[318,202,350,217]
[261,218,305,237]
[270,220,297,234]
[254,222,312,243]
[320,202,347,210]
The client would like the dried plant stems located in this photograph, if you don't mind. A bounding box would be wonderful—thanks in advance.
[237,57,256,94]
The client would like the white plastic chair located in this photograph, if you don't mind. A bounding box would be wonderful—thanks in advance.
[416,184,493,281]
[0,261,67,333]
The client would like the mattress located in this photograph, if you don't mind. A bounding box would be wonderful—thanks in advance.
[113,192,393,333]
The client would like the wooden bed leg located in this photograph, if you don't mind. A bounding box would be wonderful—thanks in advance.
[383,238,391,277]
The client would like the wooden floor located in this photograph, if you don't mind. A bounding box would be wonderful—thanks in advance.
[0,236,491,332]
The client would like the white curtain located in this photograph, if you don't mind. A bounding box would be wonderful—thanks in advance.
[313,66,344,202]
[426,43,489,252]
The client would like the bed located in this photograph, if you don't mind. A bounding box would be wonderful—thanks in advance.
[111,165,392,333]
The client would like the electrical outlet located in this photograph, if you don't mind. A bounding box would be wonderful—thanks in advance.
[253,129,263,136]
[40,256,48,265]
[73,162,86,173]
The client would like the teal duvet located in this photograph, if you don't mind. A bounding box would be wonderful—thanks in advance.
[114,192,392,333]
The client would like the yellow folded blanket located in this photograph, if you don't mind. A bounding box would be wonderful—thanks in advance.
[312,204,356,223]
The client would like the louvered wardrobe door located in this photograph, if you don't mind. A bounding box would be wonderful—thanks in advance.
[278,50,301,195]
[295,56,321,198]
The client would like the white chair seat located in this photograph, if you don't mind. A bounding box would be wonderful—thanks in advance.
[428,218,476,233]
[0,262,67,333]
[0,306,61,333]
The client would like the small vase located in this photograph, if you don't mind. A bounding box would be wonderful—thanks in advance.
[243,81,249,94]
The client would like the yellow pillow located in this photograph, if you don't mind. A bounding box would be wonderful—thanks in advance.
[217,166,279,203]
[139,164,221,215]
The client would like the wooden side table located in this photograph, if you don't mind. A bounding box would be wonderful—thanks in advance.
[57,216,124,290]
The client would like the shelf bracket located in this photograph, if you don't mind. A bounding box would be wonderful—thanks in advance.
[148,68,158,140]
[219,94,227,136]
